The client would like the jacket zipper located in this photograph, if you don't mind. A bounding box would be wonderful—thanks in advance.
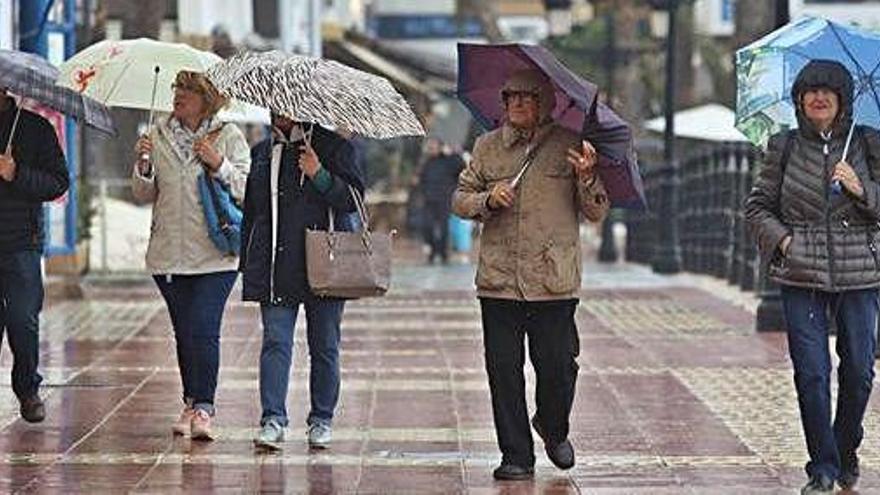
[868,229,879,271]
[824,140,835,288]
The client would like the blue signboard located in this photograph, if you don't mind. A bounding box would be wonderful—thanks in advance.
[20,0,78,257]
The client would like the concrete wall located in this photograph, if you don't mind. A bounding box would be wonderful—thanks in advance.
[178,0,254,42]
[0,0,14,49]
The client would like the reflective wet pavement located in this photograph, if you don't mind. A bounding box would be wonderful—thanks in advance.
[2,252,879,493]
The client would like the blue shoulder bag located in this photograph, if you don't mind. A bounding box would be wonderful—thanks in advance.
[197,170,243,256]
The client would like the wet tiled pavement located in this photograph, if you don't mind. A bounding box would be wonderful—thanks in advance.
[2,246,879,493]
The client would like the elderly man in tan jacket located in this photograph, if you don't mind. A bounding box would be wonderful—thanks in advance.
[452,69,609,480]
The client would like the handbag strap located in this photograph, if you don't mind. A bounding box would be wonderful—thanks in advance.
[326,185,370,233]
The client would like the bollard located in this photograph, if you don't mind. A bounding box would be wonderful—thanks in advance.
[652,161,682,274]
[727,146,742,284]
[739,146,760,291]
[756,258,786,332]
[100,179,108,273]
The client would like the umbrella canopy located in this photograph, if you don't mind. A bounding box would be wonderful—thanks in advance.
[206,50,425,139]
[0,49,116,137]
[456,43,644,209]
[57,38,268,123]
[457,43,597,132]
[736,16,880,147]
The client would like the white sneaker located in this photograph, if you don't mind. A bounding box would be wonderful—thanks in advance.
[254,420,285,452]
[307,423,332,449]
[171,406,195,436]
[190,409,214,441]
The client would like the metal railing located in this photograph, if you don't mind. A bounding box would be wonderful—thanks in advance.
[625,141,763,291]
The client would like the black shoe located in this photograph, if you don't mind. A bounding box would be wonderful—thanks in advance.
[800,474,834,495]
[20,395,45,423]
[531,415,575,470]
[839,453,860,490]
[492,463,534,481]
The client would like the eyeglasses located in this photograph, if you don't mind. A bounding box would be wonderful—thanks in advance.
[502,90,539,103]
[171,83,200,94]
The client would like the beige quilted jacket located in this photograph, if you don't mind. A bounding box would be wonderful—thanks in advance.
[131,117,251,275]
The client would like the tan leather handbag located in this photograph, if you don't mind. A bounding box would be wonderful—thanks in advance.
[306,186,392,298]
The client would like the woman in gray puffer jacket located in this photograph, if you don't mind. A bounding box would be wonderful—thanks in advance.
[745,60,880,495]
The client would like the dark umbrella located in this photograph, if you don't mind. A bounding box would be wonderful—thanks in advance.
[0,49,116,151]
[457,43,644,209]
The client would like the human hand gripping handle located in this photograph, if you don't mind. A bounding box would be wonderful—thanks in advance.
[134,136,153,176]
[831,160,864,198]
[567,139,597,181]
[488,181,515,209]
[298,139,322,183]
[0,153,16,182]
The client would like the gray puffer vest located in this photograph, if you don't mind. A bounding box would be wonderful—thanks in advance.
[745,125,880,291]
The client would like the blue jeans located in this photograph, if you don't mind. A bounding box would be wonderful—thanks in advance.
[781,285,879,480]
[154,272,237,415]
[259,298,344,427]
[0,251,44,400]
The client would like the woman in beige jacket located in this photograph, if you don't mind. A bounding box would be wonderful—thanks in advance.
[132,71,250,441]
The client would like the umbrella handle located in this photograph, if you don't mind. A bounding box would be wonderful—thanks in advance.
[4,106,21,155]
[842,120,856,162]
[300,123,314,187]
[141,65,161,162]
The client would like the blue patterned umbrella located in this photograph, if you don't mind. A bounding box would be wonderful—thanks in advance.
[0,49,116,145]
[736,16,880,148]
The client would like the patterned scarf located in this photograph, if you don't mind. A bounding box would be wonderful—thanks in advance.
[167,116,214,162]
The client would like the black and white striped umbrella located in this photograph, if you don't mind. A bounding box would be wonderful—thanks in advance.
[206,51,425,139]
[0,49,116,143]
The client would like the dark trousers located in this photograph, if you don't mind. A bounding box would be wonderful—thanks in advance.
[0,250,44,400]
[480,297,580,467]
[154,271,237,415]
[424,205,450,263]
[781,286,879,480]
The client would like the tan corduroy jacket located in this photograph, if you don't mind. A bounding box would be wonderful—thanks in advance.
[452,122,609,301]
[132,116,251,275]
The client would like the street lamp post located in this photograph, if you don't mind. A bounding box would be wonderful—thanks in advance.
[651,0,682,274]
[597,12,619,263]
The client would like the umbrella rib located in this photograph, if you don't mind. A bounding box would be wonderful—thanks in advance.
[828,22,869,77]
[785,48,820,63]
[864,83,880,126]
[101,58,135,106]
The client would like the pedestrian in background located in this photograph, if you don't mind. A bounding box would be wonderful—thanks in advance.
[0,88,68,423]
[132,70,251,441]
[241,114,364,452]
[745,60,880,495]
[452,69,609,480]
[418,137,464,264]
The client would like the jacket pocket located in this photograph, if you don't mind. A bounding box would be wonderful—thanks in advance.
[475,246,511,291]
[539,240,579,294]
[770,229,801,279]
[543,160,573,178]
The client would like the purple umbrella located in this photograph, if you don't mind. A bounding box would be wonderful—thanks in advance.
[457,43,645,209]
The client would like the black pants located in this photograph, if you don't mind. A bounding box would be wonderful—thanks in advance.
[480,297,580,467]
[424,205,449,263]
